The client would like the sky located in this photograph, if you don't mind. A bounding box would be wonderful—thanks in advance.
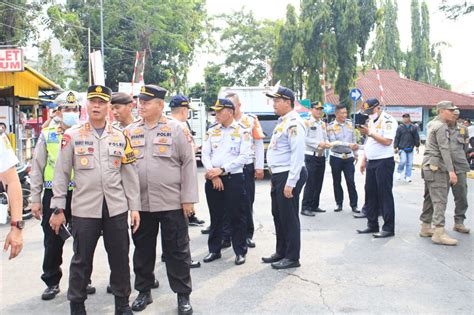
[189,0,474,94]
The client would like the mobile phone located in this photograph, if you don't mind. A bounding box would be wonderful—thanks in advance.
[59,223,72,241]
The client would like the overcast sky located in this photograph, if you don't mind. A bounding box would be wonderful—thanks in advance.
[189,0,474,94]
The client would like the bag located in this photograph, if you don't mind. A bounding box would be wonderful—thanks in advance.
[403,147,413,153]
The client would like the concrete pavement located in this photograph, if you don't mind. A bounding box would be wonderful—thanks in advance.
[0,166,472,314]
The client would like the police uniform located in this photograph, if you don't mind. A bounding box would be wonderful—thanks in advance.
[301,102,328,215]
[201,99,252,262]
[51,85,140,312]
[222,111,265,244]
[448,119,470,230]
[127,86,197,313]
[360,99,397,236]
[327,116,358,211]
[264,86,307,269]
[30,91,91,299]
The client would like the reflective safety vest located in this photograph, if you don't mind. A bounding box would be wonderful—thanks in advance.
[42,126,74,189]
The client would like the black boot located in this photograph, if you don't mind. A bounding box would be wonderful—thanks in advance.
[178,294,193,315]
[70,302,86,315]
[132,291,153,312]
[115,296,133,315]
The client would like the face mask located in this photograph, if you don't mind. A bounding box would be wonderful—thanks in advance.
[369,112,379,120]
[62,112,79,127]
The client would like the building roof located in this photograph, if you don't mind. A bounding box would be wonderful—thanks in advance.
[326,70,474,110]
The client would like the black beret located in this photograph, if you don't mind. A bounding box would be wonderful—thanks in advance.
[111,92,133,105]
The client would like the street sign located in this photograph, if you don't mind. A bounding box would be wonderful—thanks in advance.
[350,88,362,101]
[0,48,24,72]
[323,103,334,114]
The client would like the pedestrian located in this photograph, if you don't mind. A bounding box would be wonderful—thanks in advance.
[447,109,470,234]
[301,101,330,216]
[0,129,24,260]
[418,101,458,245]
[111,92,138,129]
[50,84,141,315]
[262,86,307,270]
[127,85,197,315]
[221,92,265,248]
[326,105,360,213]
[201,98,251,266]
[394,113,420,183]
[357,98,397,238]
[30,91,96,300]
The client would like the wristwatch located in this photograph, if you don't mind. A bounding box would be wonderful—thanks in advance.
[220,167,227,175]
[11,220,25,230]
[53,207,64,215]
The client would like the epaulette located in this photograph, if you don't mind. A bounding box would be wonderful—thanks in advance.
[208,122,219,129]
[238,122,247,129]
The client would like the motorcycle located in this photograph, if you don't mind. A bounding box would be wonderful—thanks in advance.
[0,163,33,223]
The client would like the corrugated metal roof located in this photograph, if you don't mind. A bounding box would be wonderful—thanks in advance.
[326,70,474,109]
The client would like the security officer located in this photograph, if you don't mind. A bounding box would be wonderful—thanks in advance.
[301,102,330,216]
[50,85,141,315]
[357,98,397,238]
[448,109,470,234]
[419,101,458,245]
[223,92,265,248]
[201,98,251,266]
[30,91,96,300]
[327,105,360,213]
[262,86,307,270]
[127,85,197,315]
[111,92,138,129]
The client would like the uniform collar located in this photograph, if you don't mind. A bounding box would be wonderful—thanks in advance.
[227,119,238,129]
[279,110,295,122]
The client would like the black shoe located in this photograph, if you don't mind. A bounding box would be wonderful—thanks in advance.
[353,212,367,219]
[152,279,160,289]
[70,302,86,315]
[190,260,201,268]
[301,209,315,216]
[203,252,221,263]
[177,294,193,315]
[311,208,326,213]
[262,253,284,264]
[373,231,395,238]
[115,304,133,315]
[161,254,166,262]
[246,238,256,248]
[189,216,205,227]
[86,284,96,295]
[221,239,231,248]
[201,226,210,234]
[235,255,246,265]
[41,285,60,300]
[334,205,343,212]
[271,258,300,269]
[107,285,112,294]
[351,207,361,213]
[132,291,153,312]
[357,227,379,234]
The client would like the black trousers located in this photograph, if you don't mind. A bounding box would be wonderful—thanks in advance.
[271,168,307,261]
[329,156,358,207]
[302,155,326,211]
[222,163,255,241]
[205,174,247,256]
[40,189,72,287]
[133,210,191,294]
[365,157,395,233]
[68,200,130,303]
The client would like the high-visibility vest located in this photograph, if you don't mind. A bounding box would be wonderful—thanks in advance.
[42,126,74,189]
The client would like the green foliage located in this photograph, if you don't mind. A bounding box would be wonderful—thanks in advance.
[0,1,46,46]
[439,0,474,20]
[190,63,231,108]
[37,38,68,88]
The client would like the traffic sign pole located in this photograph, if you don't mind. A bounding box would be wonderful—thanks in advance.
[349,88,362,127]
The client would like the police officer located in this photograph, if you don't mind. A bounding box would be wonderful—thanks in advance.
[0,128,24,260]
[262,86,307,270]
[419,101,459,245]
[301,102,330,216]
[201,98,251,266]
[327,105,360,213]
[168,95,206,229]
[50,85,141,314]
[30,91,96,300]
[448,109,470,234]
[357,98,397,238]
[111,92,138,129]
[223,92,265,248]
[127,85,197,314]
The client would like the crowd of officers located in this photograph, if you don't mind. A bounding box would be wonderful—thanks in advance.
[0,82,470,315]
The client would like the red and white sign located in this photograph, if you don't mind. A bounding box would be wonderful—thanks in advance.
[0,48,24,72]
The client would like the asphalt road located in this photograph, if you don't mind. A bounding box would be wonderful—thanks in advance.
[1,166,472,314]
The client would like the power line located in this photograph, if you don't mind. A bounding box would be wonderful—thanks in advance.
[0,21,24,32]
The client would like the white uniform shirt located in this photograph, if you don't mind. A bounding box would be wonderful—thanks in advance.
[364,111,397,160]
[0,133,19,173]
[236,113,265,169]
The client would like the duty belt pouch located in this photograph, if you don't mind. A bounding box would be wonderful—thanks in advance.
[403,147,413,153]
[342,153,348,159]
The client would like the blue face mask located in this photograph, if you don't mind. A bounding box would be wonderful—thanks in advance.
[62,112,79,127]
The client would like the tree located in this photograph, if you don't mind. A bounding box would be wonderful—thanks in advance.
[0,1,44,46]
[37,38,68,88]
[188,64,232,108]
[439,0,474,20]
[409,0,422,81]
[433,51,451,90]
[219,9,278,86]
